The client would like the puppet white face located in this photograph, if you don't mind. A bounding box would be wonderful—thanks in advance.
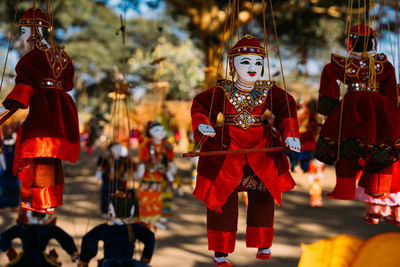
[21,26,32,49]
[149,125,166,141]
[233,54,263,83]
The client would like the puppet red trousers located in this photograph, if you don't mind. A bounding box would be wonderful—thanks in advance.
[191,80,299,253]
[2,45,80,212]
[315,53,400,199]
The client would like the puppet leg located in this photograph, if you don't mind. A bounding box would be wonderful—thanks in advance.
[328,158,358,200]
[363,161,392,198]
[207,188,238,257]
[30,158,63,212]
[246,190,274,260]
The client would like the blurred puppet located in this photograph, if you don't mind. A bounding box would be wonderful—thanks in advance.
[190,34,300,266]
[136,121,176,229]
[0,210,79,267]
[315,24,400,201]
[287,99,319,172]
[79,189,155,267]
[2,7,80,214]
[0,123,20,210]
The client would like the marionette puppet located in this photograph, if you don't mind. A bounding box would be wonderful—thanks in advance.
[190,34,300,266]
[1,7,80,214]
[136,121,176,229]
[0,210,79,267]
[356,161,400,226]
[79,189,155,267]
[315,24,400,201]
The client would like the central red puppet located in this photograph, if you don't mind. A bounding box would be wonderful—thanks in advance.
[191,34,300,266]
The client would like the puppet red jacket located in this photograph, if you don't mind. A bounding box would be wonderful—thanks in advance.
[315,53,400,165]
[191,80,299,212]
[3,46,80,174]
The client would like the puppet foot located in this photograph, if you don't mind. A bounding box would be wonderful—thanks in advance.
[327,178,355,200]
[256,248,271,260]
[21,201,56,215]
[363,215,380,225]
[213,257,233,267]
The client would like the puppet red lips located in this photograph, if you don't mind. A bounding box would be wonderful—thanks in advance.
[248,72,256,77]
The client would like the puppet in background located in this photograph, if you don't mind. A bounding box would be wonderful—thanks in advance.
[0,123,20,211]
[95,143,129,217]
[136,121,176,229]
[287,99,319,172]
[79,189,155,267]
[2,7,80,214]
[0,210,79,267]
[315,24,400,201]
[157,104,181,145]
[356,160,400,226]
[308,160,325,207]
[191,34,300,266]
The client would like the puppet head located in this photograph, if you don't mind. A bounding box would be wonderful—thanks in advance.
[228,34,265,82]
[346,24,377,52]
[19,7,50,49]
[146,121,166,141]
[108,189,139,223]
[16,209,52,225]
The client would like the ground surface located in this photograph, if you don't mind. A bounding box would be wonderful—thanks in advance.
[0,150,397,267]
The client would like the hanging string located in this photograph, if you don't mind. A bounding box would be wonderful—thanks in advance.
[262,0,271,81]
[382,0,399,107]
[395,0,400,107]
[192,0,232,152]
[249,0,255,34]
[237,0,240,41]
[268,0,295,138]
[336,0,354,162]
[0,0,20,93]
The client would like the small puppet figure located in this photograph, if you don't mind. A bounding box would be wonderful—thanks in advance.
[0,210,79,267]
[356,161,400,226]
[79,189,155,267]
[136,121,176,229]
[2,7,80,214]
[315,24,400,200]
[308,160,325,207]
[190,34,300,266]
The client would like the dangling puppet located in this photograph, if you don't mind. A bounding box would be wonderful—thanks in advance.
[136,121,176,229]
[315,24,400,200]
[0,210,79,267]
[190,34,300,266]
[2,7,80,214]
[79,189,155,267]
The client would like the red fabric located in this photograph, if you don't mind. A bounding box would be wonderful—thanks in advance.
[191,81,298,211]
[246,226,274,248]
[298,109,318,151]
[348,24,375,36]
[6,83,34,108]
[20,7,50,26]
[207,230,236,253]
[318,53,400,143]
[278,117,300,140]
[228,34,265,58]
[31,184,63,209]
[3,47,80,174]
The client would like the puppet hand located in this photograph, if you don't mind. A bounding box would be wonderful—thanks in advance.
[166,171,175,183]
[198,124,216,137]
[0,153,6,171]
[168,162,177,175]
[71,251,79,264]
[135,163,145,179]
[95,170,102,180]
[285,137,301,152]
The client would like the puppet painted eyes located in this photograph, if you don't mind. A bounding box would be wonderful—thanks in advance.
[21,26,31,48]
[234,54,263,83]
[149,125,166,140]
